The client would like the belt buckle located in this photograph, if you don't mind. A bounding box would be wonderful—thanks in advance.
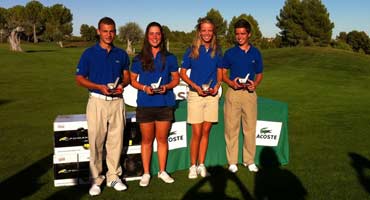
[105,96,113,101]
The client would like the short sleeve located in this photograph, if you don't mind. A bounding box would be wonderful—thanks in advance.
[181,47,192,69]
[255,50,263,74]
[131,56,142,74]
[121,51,130,71]
[222,50,231,69]
[216,48,223,68]
[168,54,179,72]
[76,50,89,76]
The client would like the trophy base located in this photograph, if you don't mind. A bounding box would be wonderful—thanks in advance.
[152,88,162,93]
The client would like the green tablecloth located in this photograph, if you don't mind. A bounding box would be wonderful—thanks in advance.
[150,97,289,173]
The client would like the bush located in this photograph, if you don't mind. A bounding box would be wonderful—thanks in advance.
[331,40,353,52]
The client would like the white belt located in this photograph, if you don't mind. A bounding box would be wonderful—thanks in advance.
[90,92,122,101]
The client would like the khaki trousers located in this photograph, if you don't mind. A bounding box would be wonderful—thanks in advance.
[86,96,125,185]
[224,89,257,165]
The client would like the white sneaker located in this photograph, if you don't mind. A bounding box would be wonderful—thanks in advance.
[158,171,174,183]
[107,178,127,191]
[139,173,151,187]
[89,184,101,196]
[188,165,198,179]
[197,164,210,177]
[247,163,259,172]
[228,164,238,173]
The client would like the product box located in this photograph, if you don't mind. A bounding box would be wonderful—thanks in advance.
[122,152,143,181]
[53,114,89,154]
[53,152,90,187]
[124,112,141,146]
[122,112,143,180]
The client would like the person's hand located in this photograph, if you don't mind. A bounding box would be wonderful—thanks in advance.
[100,85,112,95]
[112,84,123,95]
[143,85,154,95]
[246,79,256,91]
[193,84,206,96]
[232,77,243,90]
[210,83,220,96]
[159,85,167,94]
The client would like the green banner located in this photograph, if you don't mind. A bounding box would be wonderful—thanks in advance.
[150,97,289,174]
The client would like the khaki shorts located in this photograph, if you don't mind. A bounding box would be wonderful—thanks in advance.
[187,91,219,124]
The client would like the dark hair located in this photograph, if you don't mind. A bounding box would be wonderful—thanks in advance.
[234,19,252,33]
[98,17,116,30]
[139,22,168,71]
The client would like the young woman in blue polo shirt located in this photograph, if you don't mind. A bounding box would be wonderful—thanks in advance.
[130,22,180,187]
[180,18,223,179]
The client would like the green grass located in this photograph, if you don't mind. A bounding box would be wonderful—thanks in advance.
[0,43,370,199]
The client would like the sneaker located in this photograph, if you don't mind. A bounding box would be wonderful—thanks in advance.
[158,171,174,183]
[247,163,259,172]
[228,164,238,173]
[139,173,151,187]
[188,165,198,179]
[107,178,127,191]
[197,164,210,177]
[89,184,101,196]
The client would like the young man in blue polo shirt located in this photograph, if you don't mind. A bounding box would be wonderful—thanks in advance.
[222,19,264,173]
[76,17,130,196]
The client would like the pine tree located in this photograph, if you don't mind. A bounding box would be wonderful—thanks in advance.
[276,0,334,47]
[226,14,262,46]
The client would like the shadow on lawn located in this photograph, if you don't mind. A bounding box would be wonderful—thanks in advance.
[181,147,308,200]
[0,99,12,106]
[181,165,253,200]
[0,154,52,199]
[349,152,370,194]
[25,50,55,53]
[254,147,307,200]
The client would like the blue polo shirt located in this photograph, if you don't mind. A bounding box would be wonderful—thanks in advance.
[181,45,222,88]
[131,52,178,107]
[76,43,130,94]
[222,44,263,81]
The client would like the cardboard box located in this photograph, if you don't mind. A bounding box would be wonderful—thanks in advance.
[53,114,89,154]
[122,152,143,181]
[53,152,90,187]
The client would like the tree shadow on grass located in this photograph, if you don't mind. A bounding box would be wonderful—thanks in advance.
[254,147,307,200]
[0,99,12,106]
[25,50,55,53]
[181,165,253,200]
[0,154,52,199]
[348,152,370,194]
[44,185,88,200]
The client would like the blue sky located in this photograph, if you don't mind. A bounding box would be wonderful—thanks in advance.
[1,0,369,38]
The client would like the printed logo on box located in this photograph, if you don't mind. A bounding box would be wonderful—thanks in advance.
[153,121,187,152]
[256,120,282,147]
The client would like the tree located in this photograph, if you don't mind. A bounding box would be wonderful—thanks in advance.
[347,31,370,54]
[43,4,73,48]
[24,0,44,43]
[0,7,7,28]
[276,0,334,47]
[301,0,334,46]
[226,14,262,46]
[6,5,26,51]
[118,22,143,55]
[80,24,97,41]
[199,8,227,37]
[0,7,8,43]
[8,26,24,51]
[162,25,172,51]
[276,0,307,46]
[336,32,347,42]
[5,5,26,29]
